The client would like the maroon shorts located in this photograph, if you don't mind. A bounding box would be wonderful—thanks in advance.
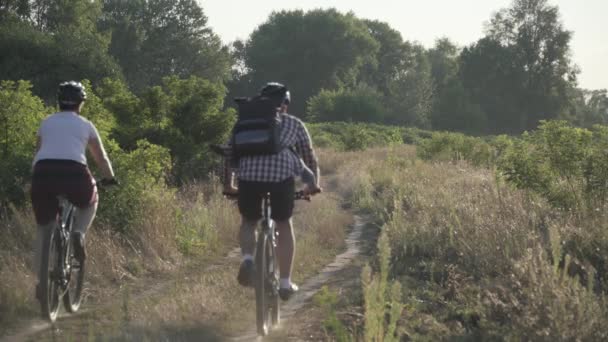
[31,159,97,225]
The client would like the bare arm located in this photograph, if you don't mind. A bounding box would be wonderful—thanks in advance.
[294,122,320,186]
[222,144,238,193]
[88,138,114,179]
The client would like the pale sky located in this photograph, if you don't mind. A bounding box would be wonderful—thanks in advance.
[201,0,608,90]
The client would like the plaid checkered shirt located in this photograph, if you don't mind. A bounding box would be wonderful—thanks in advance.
[227,113,319,183]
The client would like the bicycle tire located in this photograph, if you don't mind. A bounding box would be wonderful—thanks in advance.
[63,233,85,313]
[268,228,280,326]
[255,231,271,336]
[39,226,61,322]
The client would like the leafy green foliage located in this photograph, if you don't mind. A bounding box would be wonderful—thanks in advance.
[0,80,46,208]
[94,76,235,182]
[498,120,608,210]
[362,232,403,342]
[97,139,172,232]
[307,84,388,123]
[417,131,494,167]
[313,286,352,342]
[243,8,379,115]
[309,122,403,151]
[459,0,577,134]
[99,0,230,92]
[135,76,235,181]
[0,3,122,101]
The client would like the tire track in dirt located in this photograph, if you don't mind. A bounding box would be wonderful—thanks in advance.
[229,215,366,341]
[0,247,243,342]
[2,216,366,342]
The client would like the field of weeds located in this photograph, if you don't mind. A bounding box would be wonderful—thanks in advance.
[338,145,608,340]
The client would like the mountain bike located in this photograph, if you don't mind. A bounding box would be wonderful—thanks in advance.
[210,143,316,336]
[254,190,309,336]
[38,178,116,322]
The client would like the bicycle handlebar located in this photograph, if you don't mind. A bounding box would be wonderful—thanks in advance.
[222,189,320,202]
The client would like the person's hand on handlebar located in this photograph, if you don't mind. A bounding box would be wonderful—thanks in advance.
[302,183,322,196]
[223,184,239,197]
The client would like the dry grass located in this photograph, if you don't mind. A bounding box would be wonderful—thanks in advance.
[0,153,355,338]
[335,146,608,340]
[0,178,241,332]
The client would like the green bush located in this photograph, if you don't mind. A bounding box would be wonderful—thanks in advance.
[0,80,47,209]
[309,122,403,151]
[306,84,388,123]
[97,140,173,233]
[417,131,493,166]
[498,120,606,210]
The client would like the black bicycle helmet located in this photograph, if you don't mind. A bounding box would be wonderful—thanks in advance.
[260,82,290,105]
[57,81,87,106]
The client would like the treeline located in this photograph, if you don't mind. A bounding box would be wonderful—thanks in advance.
[231,0,607,134]
[2,0,607,137]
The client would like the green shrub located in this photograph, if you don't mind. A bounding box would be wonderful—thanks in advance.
[309,122,403,151]
[307,84,388,123]
[97,139,173,233]
[498,120,607,210]
[417,131,493,166]
[0,80,46,209]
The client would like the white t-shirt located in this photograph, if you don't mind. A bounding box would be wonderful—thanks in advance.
[33,112,101,165]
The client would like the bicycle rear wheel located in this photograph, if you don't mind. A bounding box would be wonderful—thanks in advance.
[255,231,271,336]
[63,234,85,313]
[39,226,61,322]
[268,229,280,326]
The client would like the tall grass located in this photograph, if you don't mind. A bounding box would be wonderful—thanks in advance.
[0,177,240,330]
[335,146,608,340]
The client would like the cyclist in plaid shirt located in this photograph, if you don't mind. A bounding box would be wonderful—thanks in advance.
[224,82,320,300]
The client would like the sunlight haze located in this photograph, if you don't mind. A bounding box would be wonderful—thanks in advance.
[202,0,608,90]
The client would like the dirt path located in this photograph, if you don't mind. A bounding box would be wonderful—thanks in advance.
[0,247,243,342]
[228,215,366,341]
[1,213,368,342]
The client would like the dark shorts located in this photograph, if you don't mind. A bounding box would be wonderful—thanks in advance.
[238,177,295,221]
[31,159,97,225]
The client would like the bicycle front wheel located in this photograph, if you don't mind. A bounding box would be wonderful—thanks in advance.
[268,229,280,326]
[255,232,271,336]
[63,234,85,313]
[39,226,61,322]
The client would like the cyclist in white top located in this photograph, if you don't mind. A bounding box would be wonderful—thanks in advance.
[31,81,116,300]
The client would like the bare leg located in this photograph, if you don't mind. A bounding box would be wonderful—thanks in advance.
[73,197,98,236]
[240,217,258,258]
[275,218,295,283]
[33,222,55,281]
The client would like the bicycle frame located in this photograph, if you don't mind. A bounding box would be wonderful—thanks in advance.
[261,193,278,285]
[56,196,76,289]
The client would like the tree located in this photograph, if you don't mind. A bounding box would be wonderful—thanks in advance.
[243,9,379,115]
[563,88,608,127]
[355,20,434,127]
[359,20,410,95]
[427,38,486,133]
[428,38,460,93]
[99,0,231,92]
[463,0,578,133]
[0,1,123,101]
[384,43,434,128]
[97,76,235,181]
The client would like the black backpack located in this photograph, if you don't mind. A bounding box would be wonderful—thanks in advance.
[231,95,282,157]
